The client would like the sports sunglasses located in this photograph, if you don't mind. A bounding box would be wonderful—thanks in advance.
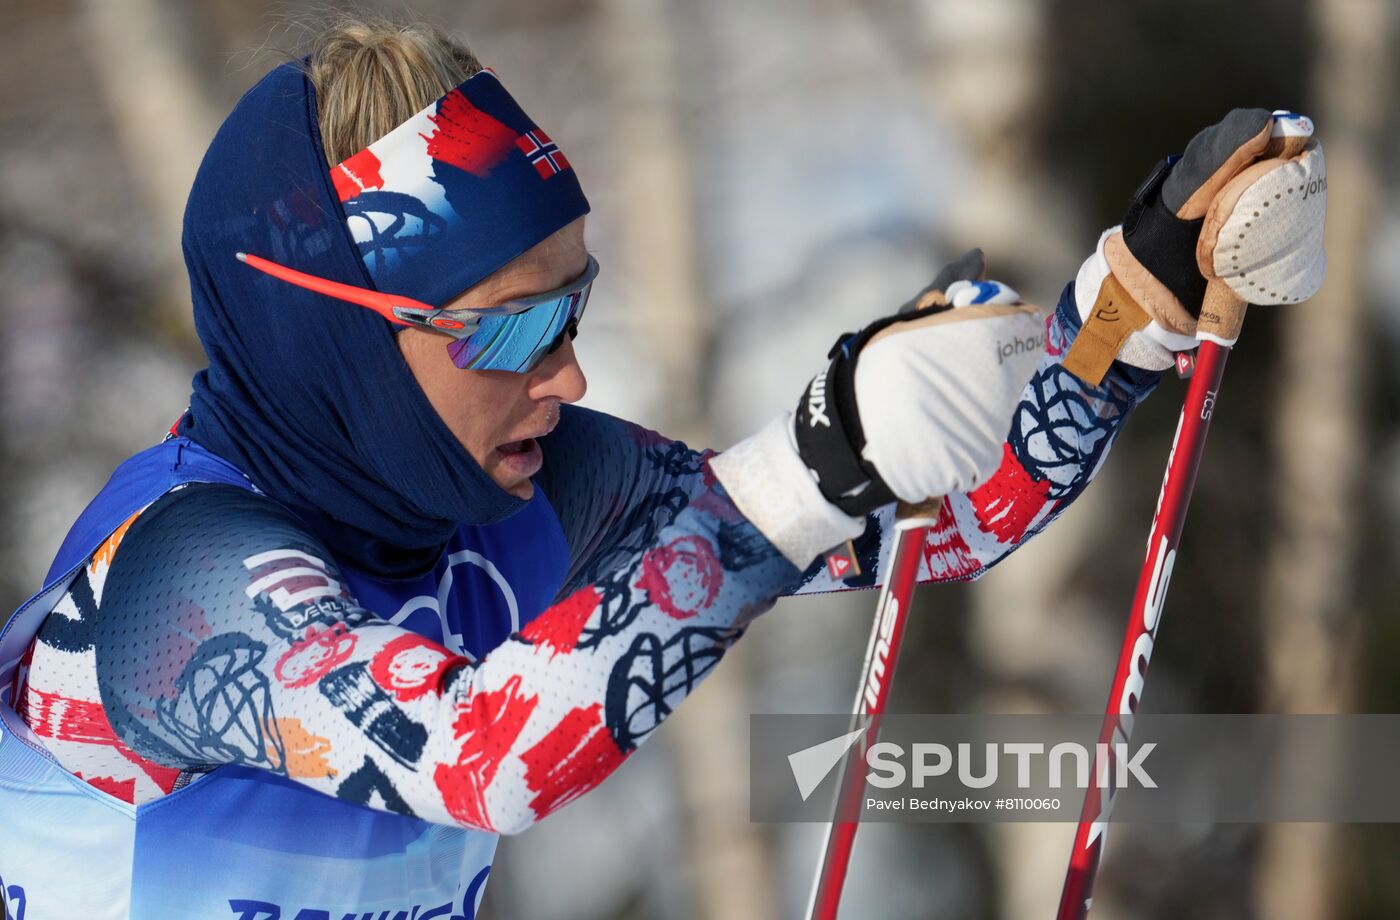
[236,251,598,374]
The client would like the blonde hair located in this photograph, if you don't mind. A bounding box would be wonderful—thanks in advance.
[306,16,481,165]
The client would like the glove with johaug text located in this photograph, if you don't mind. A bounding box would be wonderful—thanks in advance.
[711,249,1046,566]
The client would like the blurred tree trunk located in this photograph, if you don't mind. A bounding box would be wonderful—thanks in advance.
[918,0,1081,287]
[597,1,772,918]
[599,0,712,442]
[1253,1,1388,916]
[76,0,215,335]
[916,2,1106,916]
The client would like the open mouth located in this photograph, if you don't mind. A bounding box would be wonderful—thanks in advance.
[494,436,544,478]
[494,409,557,479]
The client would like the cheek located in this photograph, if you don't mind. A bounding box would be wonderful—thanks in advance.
[397,331,521,455]
[400,331,475,430]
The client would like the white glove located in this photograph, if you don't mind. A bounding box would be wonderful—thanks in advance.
[853,278,1036,504]
[712,251,1045,566]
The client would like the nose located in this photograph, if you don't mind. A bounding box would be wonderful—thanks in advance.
[526,336,587,404]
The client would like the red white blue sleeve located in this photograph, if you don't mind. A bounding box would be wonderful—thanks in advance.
[90,461,803,834]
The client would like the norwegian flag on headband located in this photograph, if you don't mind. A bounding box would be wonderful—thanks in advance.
[328,69,589,309]
[516,130,571,179]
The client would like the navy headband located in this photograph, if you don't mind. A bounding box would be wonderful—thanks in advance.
[331,69,590,308]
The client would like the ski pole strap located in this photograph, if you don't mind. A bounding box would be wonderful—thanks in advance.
[1061,271,1153,386]
[1122,156,1209,315]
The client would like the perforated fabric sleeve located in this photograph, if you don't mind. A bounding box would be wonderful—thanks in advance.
[535,408,757,598]
[538,287,1160,598]
[88,479,800,834]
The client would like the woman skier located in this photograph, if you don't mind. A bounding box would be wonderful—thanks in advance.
[0,15,1324,919]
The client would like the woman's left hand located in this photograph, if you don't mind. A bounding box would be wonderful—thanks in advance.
[711,250,1046,566]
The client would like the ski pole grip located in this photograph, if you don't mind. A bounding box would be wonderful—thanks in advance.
[1196,279,1248,346]
[895,496,944,524]
[1192,114,1315,349]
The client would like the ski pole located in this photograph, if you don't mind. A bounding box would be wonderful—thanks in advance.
[806,497,944,920]
[1054,282,1248,920]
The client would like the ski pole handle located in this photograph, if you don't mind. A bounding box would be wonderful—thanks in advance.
[895,496,944,526]
[1194,119,1317,348]
[1196,279,1248,346]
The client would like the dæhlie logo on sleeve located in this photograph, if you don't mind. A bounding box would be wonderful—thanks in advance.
[0,873,26,920]
[227,865,488,919]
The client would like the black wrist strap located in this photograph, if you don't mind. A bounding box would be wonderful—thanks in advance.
[792,302,952,517]
[1121,157,1207,317]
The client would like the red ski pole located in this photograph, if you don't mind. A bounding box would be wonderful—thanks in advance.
[806,497,944,920]
[1054,282,1248,919]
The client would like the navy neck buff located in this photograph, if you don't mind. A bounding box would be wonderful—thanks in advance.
[179,62,589,579]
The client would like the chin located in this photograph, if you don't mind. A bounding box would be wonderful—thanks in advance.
[502,478,535,500]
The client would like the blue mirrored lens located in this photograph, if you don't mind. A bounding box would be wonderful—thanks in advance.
[447,290,583,372]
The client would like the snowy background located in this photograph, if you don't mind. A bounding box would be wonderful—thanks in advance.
[2,0,1398,917]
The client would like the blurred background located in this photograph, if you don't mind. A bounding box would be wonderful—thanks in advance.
[2,0,1397,917]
